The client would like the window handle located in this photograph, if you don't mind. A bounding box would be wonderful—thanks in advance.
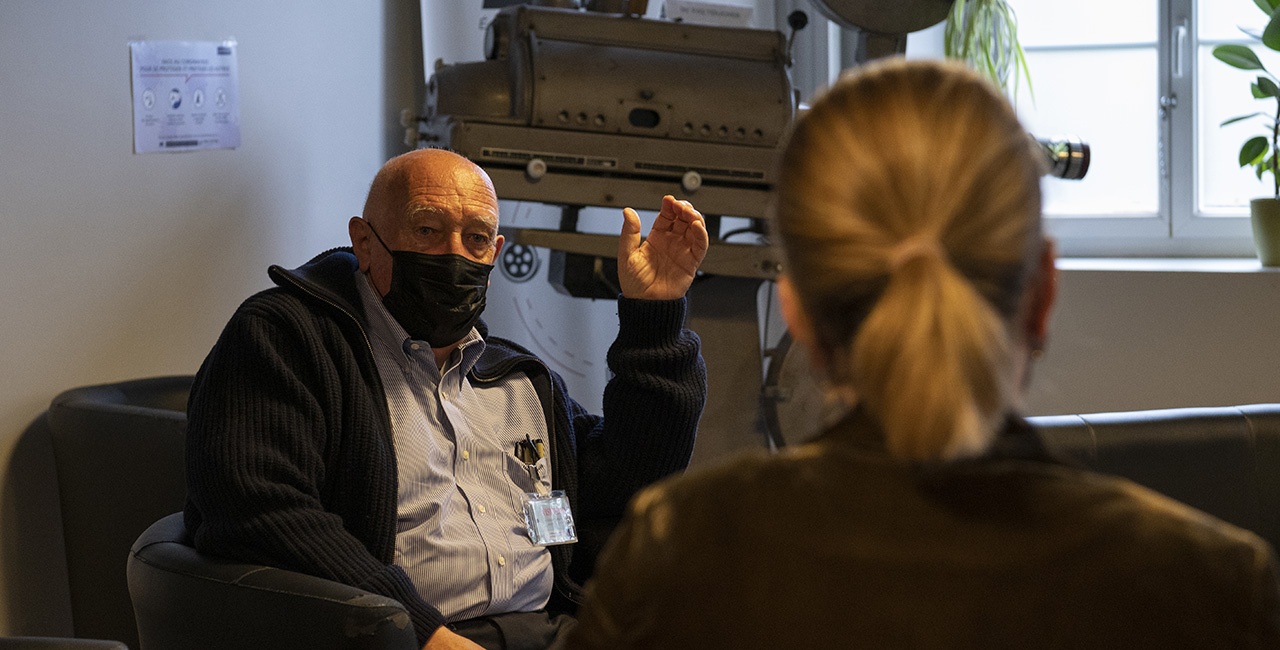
[1173,19,1189,79]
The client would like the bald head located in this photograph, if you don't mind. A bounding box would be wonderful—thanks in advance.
[361,149,497,231]
[349,149,503,295]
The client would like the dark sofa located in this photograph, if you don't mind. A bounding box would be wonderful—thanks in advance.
[1030,404,1280,552]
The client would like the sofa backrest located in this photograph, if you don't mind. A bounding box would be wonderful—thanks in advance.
[1030,405,1280,552]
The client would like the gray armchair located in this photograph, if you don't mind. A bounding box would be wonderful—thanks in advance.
[46,376,192,648]
[128,513,417,650]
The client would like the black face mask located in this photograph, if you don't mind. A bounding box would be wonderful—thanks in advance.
[367,224,493,347]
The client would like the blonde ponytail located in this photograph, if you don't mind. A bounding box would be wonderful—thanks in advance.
[851,252,1012,461]
[774,59,1042,462]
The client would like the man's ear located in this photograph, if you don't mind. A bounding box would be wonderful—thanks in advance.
[349,216,372,273]
[492,233,505,263]
[487,234,505,287]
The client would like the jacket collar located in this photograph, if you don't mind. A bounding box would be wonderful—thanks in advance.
[267,248,364,321]
[269,247,523,383]
[817,405,1061,466]
[266,247,492,340]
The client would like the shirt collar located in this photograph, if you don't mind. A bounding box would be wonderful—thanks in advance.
[354,270,486,372]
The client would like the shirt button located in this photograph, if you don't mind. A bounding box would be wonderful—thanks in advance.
[478,504,486,513]
[498,556,506,567]
[462,450,470,460]
[410,343,420,350]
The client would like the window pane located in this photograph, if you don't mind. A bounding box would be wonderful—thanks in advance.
[1018,49,1159,216]
[1199,2,1269,42]
[1011,0,1156,48]
[1198,44,1280,213]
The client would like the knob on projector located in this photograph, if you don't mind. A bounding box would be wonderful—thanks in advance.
[526,158,548,180]
[681,170,703,192]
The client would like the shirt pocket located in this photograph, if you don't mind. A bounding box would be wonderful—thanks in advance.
[503,453,551,496]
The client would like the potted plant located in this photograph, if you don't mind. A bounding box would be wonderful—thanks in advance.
[1213,0,1280,265]
[943,0,1033,103]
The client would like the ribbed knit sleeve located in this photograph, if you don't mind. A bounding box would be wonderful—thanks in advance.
[183,289,448,645]
[574,296,706,520]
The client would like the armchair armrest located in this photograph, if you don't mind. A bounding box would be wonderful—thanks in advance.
[128,513,417,650]
[0,639,127,650]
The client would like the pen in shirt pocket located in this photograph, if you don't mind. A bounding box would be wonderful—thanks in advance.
[526,433,545,460]
[515,437,543,464]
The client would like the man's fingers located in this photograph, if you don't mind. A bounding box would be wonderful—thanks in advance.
[687,217,709,262]
[652,195,680,232]
[678,199,700,221]
[691,214,709,243]
[619,207,643,259]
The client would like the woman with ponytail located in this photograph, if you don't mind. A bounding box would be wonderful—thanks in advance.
[563,59,1280,650]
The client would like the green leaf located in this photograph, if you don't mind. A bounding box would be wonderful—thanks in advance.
[1242,136,1270,166]
[1262,77,1280,97]
[1216,44,1267,71]
[1223,112,1267,126]
[1264,8,1280,50]
[1256,0,1276,14]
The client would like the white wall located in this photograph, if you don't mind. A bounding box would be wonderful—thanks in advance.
[1028,266,1280,415]
[0,0,423,635]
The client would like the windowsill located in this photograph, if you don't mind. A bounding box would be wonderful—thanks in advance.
[1055,257,1280,273]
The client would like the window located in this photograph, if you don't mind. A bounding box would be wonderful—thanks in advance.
[775,0,1261,256]
[1010,0,1260,255]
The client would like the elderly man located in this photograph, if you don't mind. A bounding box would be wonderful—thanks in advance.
[183,149,709,650]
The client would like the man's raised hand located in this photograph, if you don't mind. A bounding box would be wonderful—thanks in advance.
[617,195,709,300]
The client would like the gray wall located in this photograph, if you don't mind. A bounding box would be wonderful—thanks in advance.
[0,0,423,635]
[2,0,1280,639]
[1028,267,1280,415]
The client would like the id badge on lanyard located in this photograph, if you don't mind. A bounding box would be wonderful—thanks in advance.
[516,435,578,546]
[522,490,576,546]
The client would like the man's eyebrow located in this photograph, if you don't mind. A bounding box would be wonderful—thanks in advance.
[455,211,499,234]
[405,204,444,221]
[464,212,499,233]
[403,204,498,233]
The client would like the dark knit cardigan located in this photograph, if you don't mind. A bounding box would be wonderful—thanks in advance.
[183,248,706,646]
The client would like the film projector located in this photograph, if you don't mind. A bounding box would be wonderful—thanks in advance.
[412,0,1089,463]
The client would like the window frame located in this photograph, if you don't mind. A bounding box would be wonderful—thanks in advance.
[1029,0,1259,256]
[776,0,1260,257]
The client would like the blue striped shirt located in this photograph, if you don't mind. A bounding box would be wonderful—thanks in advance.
[356,271,554,621]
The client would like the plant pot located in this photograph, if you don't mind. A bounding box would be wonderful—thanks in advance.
[1251,198,1280,266]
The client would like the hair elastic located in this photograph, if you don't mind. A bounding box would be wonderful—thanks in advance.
[886,236,944,272]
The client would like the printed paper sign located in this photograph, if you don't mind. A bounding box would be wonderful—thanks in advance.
[130,40,240,153]
[665,0,754,27]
